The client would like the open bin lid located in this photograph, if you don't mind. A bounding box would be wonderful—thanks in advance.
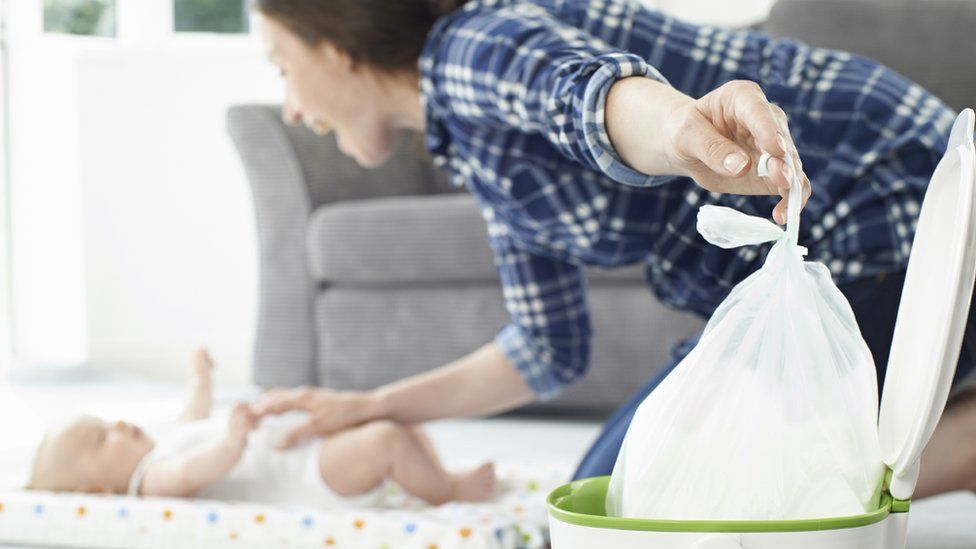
[878,109,976,501]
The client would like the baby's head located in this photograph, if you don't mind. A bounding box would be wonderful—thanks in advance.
[28,415,155,494]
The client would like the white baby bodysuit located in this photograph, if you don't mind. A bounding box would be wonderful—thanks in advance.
[127,411,382,508]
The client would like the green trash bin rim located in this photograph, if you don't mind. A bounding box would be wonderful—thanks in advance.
[547,471,908,534]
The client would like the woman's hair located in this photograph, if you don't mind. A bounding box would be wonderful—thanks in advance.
[253,0,466,73]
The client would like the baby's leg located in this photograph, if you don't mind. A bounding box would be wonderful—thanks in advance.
[400,425,495,502]
[407,426,443,469]
[317,420,494,505]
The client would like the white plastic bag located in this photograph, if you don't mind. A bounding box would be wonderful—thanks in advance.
[606,154,885,521]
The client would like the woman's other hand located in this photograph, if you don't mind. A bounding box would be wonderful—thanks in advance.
[252,387,376,449]
[607,78,811,225]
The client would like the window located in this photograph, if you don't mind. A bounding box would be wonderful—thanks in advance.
[43,0,116,37]
[174,0,247,34]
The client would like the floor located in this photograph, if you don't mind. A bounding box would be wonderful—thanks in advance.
[0,376,974,548]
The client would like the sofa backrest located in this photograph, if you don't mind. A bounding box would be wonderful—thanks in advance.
[232,105,455,207]
[764,0,975,112]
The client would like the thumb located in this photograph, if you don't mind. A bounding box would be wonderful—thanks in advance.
[276,420,319,450]
[679,115,751,178]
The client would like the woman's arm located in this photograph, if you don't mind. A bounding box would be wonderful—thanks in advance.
[254,344,535,449]
[373,342,535,422]
[424,5,673,185]
[604,77,810,224]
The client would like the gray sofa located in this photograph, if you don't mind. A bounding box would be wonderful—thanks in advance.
[227,0,976,416]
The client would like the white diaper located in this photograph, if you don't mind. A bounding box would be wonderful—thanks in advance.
[130,412,382,508]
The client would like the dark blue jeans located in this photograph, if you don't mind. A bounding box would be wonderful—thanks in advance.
[573,270,976,480]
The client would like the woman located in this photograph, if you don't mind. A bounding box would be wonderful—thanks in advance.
[251,0,975,497]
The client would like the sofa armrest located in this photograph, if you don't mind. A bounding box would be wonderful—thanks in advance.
[226,105,319,387]
[226,104,452,387]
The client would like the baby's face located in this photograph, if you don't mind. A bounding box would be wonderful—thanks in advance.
[42,415,155,493]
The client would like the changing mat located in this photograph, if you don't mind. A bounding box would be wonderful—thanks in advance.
[0,460,570,549]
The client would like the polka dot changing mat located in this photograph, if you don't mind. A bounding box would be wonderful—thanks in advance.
[0,460,571,549]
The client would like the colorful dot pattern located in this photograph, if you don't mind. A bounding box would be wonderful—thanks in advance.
[0,462,568,548]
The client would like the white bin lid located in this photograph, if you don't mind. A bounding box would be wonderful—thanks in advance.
[878,109,976,501]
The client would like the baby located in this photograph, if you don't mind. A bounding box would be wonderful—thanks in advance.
[27,349,495,507]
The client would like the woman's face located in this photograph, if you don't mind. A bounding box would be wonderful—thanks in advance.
[258,13,401,168]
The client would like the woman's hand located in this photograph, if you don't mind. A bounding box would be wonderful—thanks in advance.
[252,343,533,449]
[606,78,811,225]
[252,387,376,449]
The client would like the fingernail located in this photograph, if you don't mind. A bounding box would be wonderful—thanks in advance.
[724,152,748,175]
[757,152,772,177]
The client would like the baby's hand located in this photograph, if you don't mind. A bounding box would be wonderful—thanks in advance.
[227,403,258,447]
[192,347,215,379]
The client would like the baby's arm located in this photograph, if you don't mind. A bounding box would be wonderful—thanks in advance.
[140,403,256,497]
[178,348,214,423]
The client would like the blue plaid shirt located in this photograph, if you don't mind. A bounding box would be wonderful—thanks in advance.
[419,0,958,400]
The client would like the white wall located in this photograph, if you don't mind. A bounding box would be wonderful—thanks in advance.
[0,0,13,382]
[6,21,95,371]
[78,38,280,385]
[6,0,282,384]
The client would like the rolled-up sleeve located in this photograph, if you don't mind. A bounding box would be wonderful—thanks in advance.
[422,4,675,187]
[490,235,592,401]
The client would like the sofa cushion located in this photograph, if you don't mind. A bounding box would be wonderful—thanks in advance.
[308,193,646,285]
[314,283,704,414]
[308,194,498,284]
[764,0,976,112]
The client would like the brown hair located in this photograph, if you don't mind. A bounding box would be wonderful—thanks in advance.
[253,0,466,73]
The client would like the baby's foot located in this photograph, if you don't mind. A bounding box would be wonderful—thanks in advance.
[450,462,496,502]
[192,348,214,377]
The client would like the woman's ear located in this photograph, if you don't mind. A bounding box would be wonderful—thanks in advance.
[318,41,356,73]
